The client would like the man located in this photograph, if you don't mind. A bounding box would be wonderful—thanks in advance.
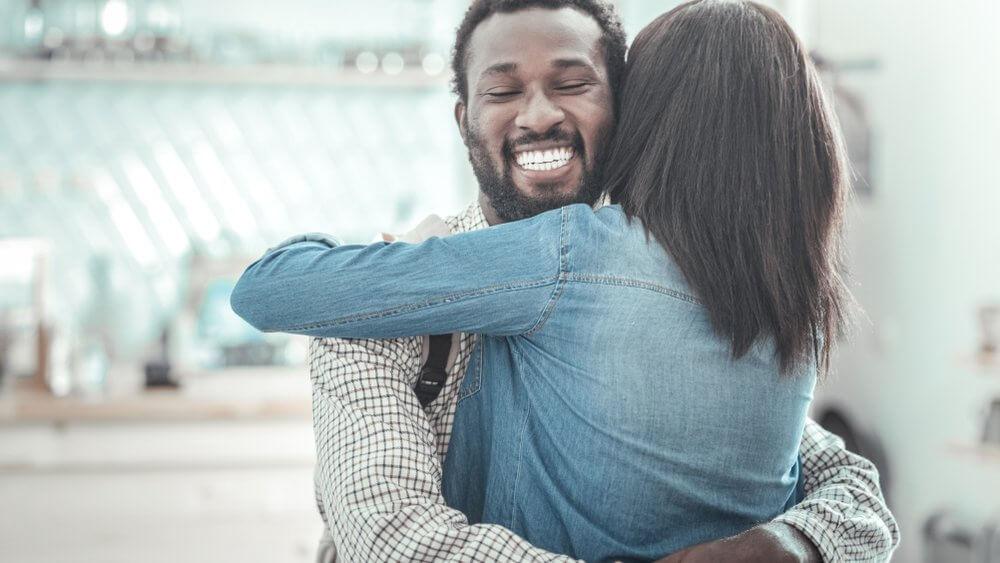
[248,1,900,560]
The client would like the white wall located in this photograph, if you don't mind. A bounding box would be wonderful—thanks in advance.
[806,1,1000,561]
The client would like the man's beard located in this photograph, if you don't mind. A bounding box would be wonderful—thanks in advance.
[465,126,606,222]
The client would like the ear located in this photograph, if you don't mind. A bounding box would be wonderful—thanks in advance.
[454,100,469,145]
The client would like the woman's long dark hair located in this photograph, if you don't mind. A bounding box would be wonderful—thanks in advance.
[605,0,850,374]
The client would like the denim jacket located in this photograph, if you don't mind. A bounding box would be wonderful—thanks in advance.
[232,203,814,561]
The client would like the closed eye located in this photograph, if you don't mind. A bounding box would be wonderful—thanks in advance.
[485,90,520,99]
[555,82,591,93]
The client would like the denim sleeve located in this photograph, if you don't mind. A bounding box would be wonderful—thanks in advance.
[231,206,569,338]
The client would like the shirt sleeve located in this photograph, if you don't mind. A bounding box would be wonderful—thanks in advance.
[310,335,576,562]
[772,417,901,562]
[230,206,570,339]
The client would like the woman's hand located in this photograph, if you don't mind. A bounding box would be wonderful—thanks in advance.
[380,214,451,244]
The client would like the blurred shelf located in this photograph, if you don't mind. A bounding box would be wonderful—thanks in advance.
[946,442,1000,470]
[956,353,1000,377]
[0,58,451,88]
[0,366,311,424]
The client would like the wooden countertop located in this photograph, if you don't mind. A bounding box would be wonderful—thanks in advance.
[0,366,312,424]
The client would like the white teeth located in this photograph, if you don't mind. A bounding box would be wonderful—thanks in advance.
[514,146,575,171]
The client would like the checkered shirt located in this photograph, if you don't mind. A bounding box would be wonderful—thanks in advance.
[309,201,900,562]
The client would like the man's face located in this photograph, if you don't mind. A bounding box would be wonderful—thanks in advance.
[456,7,614,223]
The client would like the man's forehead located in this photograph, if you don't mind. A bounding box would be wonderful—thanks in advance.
[466,7,605,80]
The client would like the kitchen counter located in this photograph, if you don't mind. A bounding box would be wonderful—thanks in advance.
[0,365,311,424]
[0,365,321,563]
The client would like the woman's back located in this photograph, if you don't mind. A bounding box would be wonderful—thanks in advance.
[443,204,815,561]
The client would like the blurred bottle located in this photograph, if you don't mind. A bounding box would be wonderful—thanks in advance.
[67,254,113,394]
[11,0,46,53]
[0,0,10,53]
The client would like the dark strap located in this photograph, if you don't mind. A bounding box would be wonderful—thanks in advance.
[414,334,452,407]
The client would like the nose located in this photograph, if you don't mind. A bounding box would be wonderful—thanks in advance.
[514,90,565,134]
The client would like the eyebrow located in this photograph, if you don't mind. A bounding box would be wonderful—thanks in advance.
[478,58,598,80]
[481,62,518,79]
[552,58,597,72]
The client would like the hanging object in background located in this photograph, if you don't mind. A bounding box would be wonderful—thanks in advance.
[983,398,1000,446]
[812,51,878,197]
[979,304,999,364]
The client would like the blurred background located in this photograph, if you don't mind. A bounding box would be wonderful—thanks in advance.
[0,0,997,561]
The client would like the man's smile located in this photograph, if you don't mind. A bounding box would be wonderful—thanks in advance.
[507,136,584,187]
[514,146,576,171]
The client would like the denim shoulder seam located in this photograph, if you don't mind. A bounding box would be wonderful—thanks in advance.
[563,273,702,305]
[283,277,558,333]
[523,206,571,337]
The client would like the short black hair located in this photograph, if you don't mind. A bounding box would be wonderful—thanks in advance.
[451,0,627,104]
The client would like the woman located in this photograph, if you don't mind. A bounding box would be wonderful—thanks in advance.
[232,2,848,561]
